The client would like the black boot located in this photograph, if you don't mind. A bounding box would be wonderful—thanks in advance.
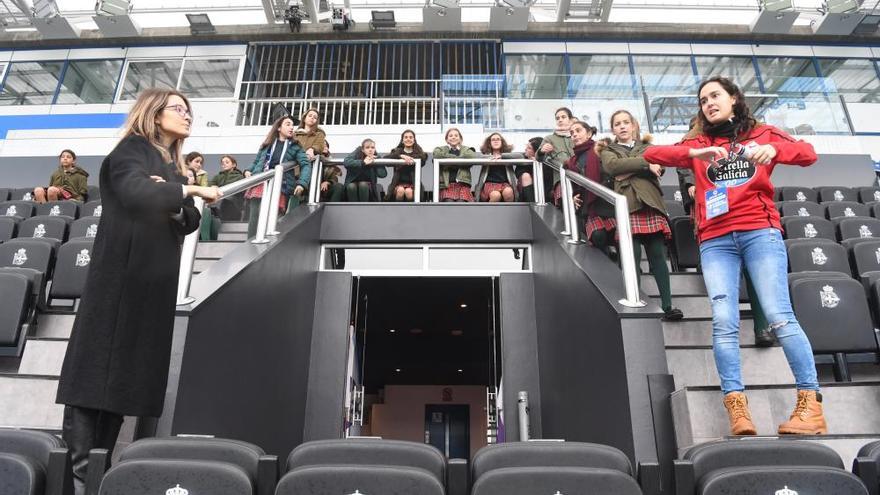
[754,327,778,347]
[522,185,535,203]
[62,406,123,495]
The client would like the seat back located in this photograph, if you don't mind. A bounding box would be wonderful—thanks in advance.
[471,466,642,495]
[70,216,100,240]
[661,185,682,201]
[785,238,850,275]
[0,188,9,201]
[779,201,822,218]
[826,201,869,220]
[851,239,880,277]
[1,201,35,219]
[118,437,266,483]
[780,186,818,203]
[781,216,835,241]
[98,459,253,495]
[0,273,31,345]
[671,217,700,269]
[838,218,880,241]
[49,239,94,300]
[276,465,445,495]
[818,186,858,203]
[0,452,44,495]
[855,440,880,492]
[0,239,53,273]
[858,187,880,204]
[36,201,79,219]
[82,201,102,218]
[287,439,445,483]
[789,275,876,353]
[87,185,100,202]
[18,216,68,242]
[665,200,686,218]
[0,216,16,243]
[472,441,633,482]
[10,188,34,201]
[0,428,65,475]
[699,466,868,495]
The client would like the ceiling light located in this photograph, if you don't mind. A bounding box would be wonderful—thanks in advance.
[395,368,402,372]
[389,329,396,333]
[451,330,463,336]
[186,13,215,35]
[95,0,132,16]
[457,369,463,373]
[459,303,467,308]
[4,27,38,32]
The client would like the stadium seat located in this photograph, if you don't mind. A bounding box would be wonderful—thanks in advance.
[0,188,9,201]
[48,239,94,305]
[779,200,823,218]
[789,274,878,381]
[853,440,880,495]
[0,216,17,243]
[838,218,880,242]
[18,215,69,242]
[0,272,31,347]
[698,466,868,495]
[0,238,55,274]
[276,465,446,495]
[0,428,73,495]
[781,216,835,241]
[96,436,277,495]
[662,185,682,202]
[826,201,869,220]
[1,200,35,221]
[819,186,858,203]
[472,467,643,495]
[670,217,700,271]
[98,459,253,495]
[785,238,850,275]
[674,438,845,495]
[10,188,34,201]
[665,200,686,218]
[87,185,100,202]
[82,201,102,218]
[858,187,880,204]
[779,186,818,203]
[70,217,100,240]
[36,200,79,219]
[849,239,880,284]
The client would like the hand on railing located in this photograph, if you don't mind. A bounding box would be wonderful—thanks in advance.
[185,185,223,204]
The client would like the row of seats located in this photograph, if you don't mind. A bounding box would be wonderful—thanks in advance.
[2,200,102,221]
[0,186,100,203]
[0,215,99,244]
[661,185,880,205]
[778,200,880,220]
[2,430,879,495]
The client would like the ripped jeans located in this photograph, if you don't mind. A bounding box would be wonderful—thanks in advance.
[700,228,820,395]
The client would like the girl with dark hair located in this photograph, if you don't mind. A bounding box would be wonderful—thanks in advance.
[537,107,576,204]
[319,142,345,203]
[294,108,328,162]
[597,109,681,322]
[434,128,477,202]
[386,129,428,202]
[343,139,387,201]
[644,76,826,436]
[210,155,246,220]
[185,151,208,186]
[243,115,310,237]
[477,132,516,202]
[515,136,544,202]
[34,149,89,202]
[565,121,614,253]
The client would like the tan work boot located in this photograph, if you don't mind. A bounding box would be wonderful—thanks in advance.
[778,390,828,435]
[723,392,757,435]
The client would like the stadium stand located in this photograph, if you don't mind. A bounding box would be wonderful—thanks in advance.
[1,201,35,221]
[854,440,880,495]
[36,201,80,219]
[81,201,102,219]
[0,428,72,495]
[779,200,824,218]
[781,216,836,241]
[18,216,69,243]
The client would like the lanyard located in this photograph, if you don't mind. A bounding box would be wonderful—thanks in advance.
[265,139,289,171]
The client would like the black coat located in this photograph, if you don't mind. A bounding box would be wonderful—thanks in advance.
[56,134,200,417]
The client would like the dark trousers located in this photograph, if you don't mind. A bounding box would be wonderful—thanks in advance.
[62,405,124,495]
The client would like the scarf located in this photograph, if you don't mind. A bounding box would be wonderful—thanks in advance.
[554,129,571,137]
[566,139,602,209]
[704,117,740,140]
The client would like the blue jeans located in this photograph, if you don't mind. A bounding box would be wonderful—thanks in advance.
[699,228,820,395]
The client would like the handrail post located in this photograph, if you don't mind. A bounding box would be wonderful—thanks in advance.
[433,158,441,203]
[558,168,572,236]
[266,165,285,236]
[309,156,322,205]
[565,176,583,244]
[614,196,646,307]
[533,160,546,205]
[414,158,422,203]
[176,196,204,306]
[252,178,273,244]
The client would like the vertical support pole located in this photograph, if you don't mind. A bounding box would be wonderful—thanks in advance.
[252,179,273,244]
[615,195,645,307]
[266,164,285,236]
[433,158,441,203]
[517,391,530,441]
[309,157,322,205]
[565,176,582,244]
[176,196,205,305]
[559,168,572,236]
[414,158,422,203]
[533,160,546,205]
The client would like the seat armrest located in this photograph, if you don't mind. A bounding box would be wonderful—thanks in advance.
[447,457,469,495]
[673,459,695,495]
[47,447,73,495]
[257,454,279,495]
[637,460,661,495]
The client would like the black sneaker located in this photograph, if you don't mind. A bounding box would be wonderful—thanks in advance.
[754,328,777,347]
[662,307,684,321]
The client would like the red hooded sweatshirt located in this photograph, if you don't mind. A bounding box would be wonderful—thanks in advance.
[643,124,817,243]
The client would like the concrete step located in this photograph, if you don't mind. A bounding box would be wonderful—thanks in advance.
[667,347,794,389]
[193,259,217,274]
[217,232,247,242]
[663,319,757,347]
[640,259,673,274]
[196,241,239,259]
[642,273,707,297]
[671,383,880,465]
[34,314,75,339]
[220,222,247,233]
[18,339,67,377]
[656,296,750,320]
[0,376,63,429]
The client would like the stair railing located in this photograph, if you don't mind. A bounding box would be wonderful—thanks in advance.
[431,158,546,204]
[309,156,423,204]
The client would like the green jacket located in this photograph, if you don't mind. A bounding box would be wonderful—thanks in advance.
[343,147,388,185]
[433,145,477,187]
[250,139,311,193]
[49,166,89,201]
[210,168,245,187]
[597,136,667,215]
[192,169,209,187]
[536,132,573,186]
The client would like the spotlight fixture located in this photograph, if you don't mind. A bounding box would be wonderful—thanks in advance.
[370,10,396,30]
[423,0,461,30]
[331,7,352,31]
[812,0,864,35]
[95,0,132,16]
[32,0,81,38]
[459,303,467,308]
[750,0,798,34]
[186,13,215,35]
[93,0,141,36]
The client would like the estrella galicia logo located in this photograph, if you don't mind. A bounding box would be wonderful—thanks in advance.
[706,156,756,188]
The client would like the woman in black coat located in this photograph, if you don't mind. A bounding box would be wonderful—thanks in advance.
[55,88,221,494]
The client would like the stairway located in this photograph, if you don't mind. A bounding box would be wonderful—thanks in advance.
[644,270,880,468]
[0,222,249,431]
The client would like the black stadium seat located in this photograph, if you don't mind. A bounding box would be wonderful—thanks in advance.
[0,428,73,495]
[48,239,94,305]
[858,187,880,204]
[785,238,850,275]
[276,465,446,495]
[662,185,682,202]
[70,216,100,240]
[0,272,31,347]
[1,201,35,221]
[674,439,845,495]
[665,200,686,218]
[781,216,835,241]
[850,239,880,283]
[87,185,100,202]
[779,186,818,203]
[287,439,446,483]
[10,188,34,202]
[698,466,868,495]
[18,215,68,242]
[779,200,823,218]
[98,459,253,495]
[0,216,17,243]
[472,467,643,495]
[853,440,880,495]
[819,186,858,203]
[36,200,79,219]
[0,188,9,201]
[0,238,55,274]
[82,201,102,218]
[838,218,880,242]
[671,217,700,271]
[826,201,869,219]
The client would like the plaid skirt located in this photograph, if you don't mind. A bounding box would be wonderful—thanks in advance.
[439,182,474,202]
[395,183,413,190]
[244,183,288,211]
[585,216,617,242]
[480,182,512,201]
[552,183,563,206]
[629,208,672,240]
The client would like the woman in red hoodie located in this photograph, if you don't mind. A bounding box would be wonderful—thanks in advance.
[643,77,826,437]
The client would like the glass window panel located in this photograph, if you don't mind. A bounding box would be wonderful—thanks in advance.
[323,248,423,270]
[179,58,241,98]
[568,55,633,98]
[632,55,698,132]
[505,54,567,99]
[817,58,880,104]
[56,59,123,104]
[693,56,759,93]
[428,248,528,271]
[755,57,818,94]
[0,61,65,105]
[120,60,182,100]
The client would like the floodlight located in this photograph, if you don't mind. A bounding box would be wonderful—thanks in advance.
[824,0,859,14]
[331,7,352,30]
[32,0,59,18]
[811,0,863,35]
[423,5,461,29]
[750,0,798,34]
[432,0,459,10]
[854,14,880,34]
[186,13,215,34]
[93,13,141,36]
[32,0,81,39]
[95,0,132,16]
[489,5,528,30]
[370,10,396,29]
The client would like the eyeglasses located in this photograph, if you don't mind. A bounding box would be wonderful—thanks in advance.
[163,104,193,119]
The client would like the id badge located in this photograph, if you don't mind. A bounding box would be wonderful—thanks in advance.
[705,187,729,219]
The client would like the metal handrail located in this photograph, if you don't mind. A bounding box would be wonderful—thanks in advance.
[176,160,299,306]
[547,160,645,308]
[431,158,545,204]
[309,156,423,204]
